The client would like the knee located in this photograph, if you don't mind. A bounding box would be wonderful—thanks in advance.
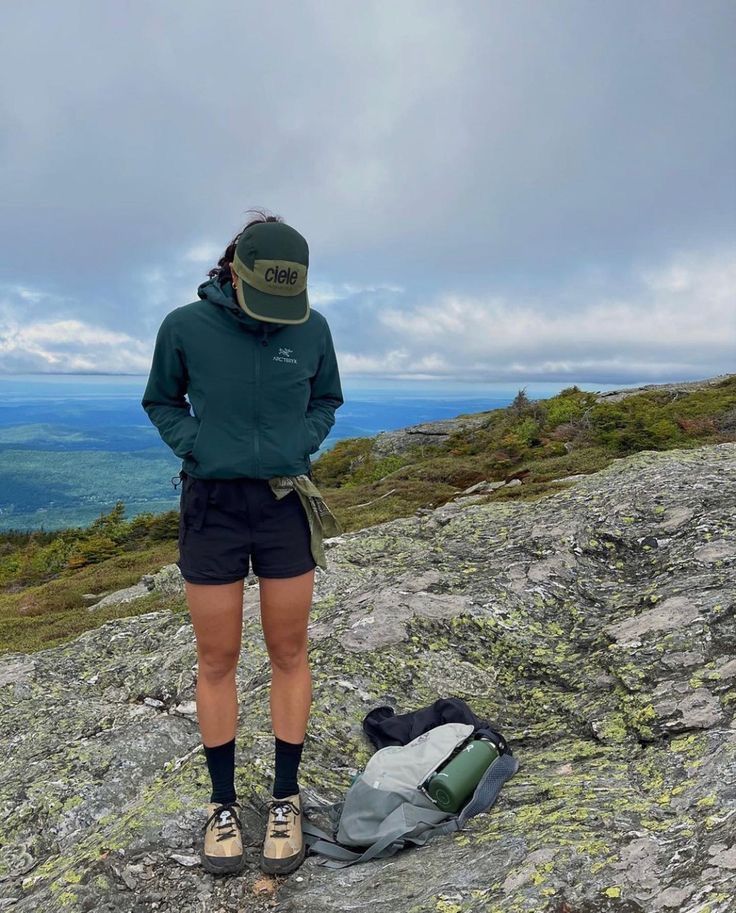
[268,638,308,673]
[198,648,239,682]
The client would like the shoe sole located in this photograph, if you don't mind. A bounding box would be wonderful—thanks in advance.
[200,848,246,875]
[258,840,306,876]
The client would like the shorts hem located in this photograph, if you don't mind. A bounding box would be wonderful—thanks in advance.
[253,562,317,579]
[179,572,247,585]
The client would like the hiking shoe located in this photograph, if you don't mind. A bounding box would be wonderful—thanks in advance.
[201,800,245,875]
[259,792,306,875]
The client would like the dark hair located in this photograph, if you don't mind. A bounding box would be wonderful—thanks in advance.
[207,208,284,283]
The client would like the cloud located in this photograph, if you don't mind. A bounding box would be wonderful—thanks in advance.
[309,280,404,307]
[1,1,733,292]
[0,1,733,382]
[333,247,736,382]
[0,302,150,374]
[183,242,223,265]
[0,246,732,381]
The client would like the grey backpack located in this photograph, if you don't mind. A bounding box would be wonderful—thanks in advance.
[301,721,520,868]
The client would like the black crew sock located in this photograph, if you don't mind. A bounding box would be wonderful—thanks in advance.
[203,736,237,805]
[272,735,304,799]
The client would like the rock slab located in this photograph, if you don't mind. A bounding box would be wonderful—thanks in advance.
[0,443,735,912]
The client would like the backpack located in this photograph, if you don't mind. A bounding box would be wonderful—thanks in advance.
[301,721,520,868]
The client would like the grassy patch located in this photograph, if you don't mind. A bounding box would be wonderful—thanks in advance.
[0,505,186,653]
[313,375,735,524]
[2,376,734,655]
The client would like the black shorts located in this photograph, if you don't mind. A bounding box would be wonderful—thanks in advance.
[176,471,317,584]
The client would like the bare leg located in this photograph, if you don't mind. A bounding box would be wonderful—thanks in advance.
[258,569,315,743]
[186,579,245,746]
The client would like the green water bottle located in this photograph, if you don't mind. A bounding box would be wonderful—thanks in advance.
[425,737,499,812]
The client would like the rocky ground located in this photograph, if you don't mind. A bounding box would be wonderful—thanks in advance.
[369,412,493,458]
[0,442,734,913]
[593,375,734,405]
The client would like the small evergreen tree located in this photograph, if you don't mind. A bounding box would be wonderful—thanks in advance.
[509,387,530,415]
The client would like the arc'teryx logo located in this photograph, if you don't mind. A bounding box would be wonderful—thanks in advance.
[273,346,297,364]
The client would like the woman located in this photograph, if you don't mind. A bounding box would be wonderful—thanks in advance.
[141,210,344,876]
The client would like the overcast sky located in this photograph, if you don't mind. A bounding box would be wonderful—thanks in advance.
[0,0,734,383]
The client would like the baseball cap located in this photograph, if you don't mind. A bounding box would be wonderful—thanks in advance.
[231,221,310,324]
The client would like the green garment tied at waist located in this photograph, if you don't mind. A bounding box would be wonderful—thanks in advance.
[267,474,344,570]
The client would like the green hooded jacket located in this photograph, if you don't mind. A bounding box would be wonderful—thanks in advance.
[141,276,344,479]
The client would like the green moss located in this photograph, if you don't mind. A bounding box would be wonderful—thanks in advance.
[435,901,463,913]
[640,818,671,832]
[61,795,84,812]
[609,685,656,741]
[594,715,629,743]
[669,733,707,758]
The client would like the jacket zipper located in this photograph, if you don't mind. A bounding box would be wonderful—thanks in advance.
[255,324,269,476]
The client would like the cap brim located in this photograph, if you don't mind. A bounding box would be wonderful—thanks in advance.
[235,281,310,324]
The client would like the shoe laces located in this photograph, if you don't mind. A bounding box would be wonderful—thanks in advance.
[265,797,301,838]
[206,801,241,841]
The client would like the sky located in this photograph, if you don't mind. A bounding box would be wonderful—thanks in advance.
[0,0,734,384]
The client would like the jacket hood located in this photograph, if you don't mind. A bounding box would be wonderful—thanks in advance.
[197,276,287,336]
